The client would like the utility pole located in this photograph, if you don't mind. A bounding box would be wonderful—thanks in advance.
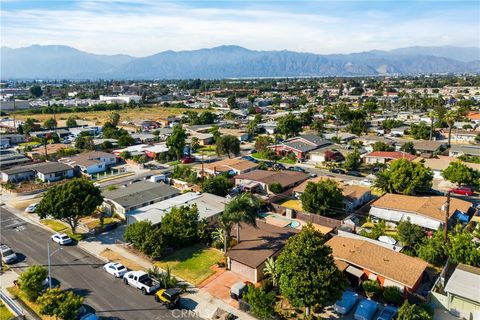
[201,151,205,182]
[443,191,451,243]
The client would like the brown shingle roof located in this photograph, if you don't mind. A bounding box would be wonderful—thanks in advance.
[193,158,258,173]
[327,235,428,288]
[235,170,309,188]
[226,221,298,268]
[372,194,472,221]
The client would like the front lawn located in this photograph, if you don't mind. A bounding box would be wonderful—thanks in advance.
[6,287,55,320]
[40,219,85,242]
[155,245,224,285]
[166,160,180,166]
[0,302,13,320]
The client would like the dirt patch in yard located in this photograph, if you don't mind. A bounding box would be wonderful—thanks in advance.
[99,248,147,271]
[8,197,41,211]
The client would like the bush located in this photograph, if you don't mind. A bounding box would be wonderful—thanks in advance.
[268,183,283,194]
[243,285,276,320]
[18,265,48,301]
[362,280,381,298]
[383,286,403,305]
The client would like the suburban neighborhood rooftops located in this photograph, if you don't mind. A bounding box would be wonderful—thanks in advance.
[371,194,472,221]
[450,144,480,156]
[1,166,34,175]
[103,181,180,208]
[193,158,258,173]
[31,161,74,174]
[60,151,115,167]
[326,235,428,289]
[235,170,309,188]
[365,151,418,161]
[444,264,480,303]
[412,140,446,152]
[419,156,480,172]
[283,140,318,152]
[226,220,298,268]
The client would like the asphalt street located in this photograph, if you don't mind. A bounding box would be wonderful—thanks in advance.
[0,207,195,320]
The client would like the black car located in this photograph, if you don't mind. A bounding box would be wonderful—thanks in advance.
[347,171,362,177]
[289,166,306,173]
[273,163,286,170]
[330,168,346,174]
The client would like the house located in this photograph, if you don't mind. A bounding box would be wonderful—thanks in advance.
[144,144,169,159]
[268,135,331,160]
[226,221,298,283]
[193,158,258,177]
[0,133,25,147]
[390,126,410,137]
[363,151,418,164]
[449,144,480,157]
[437,264,480,319]
[419,156,480,179]
[189,132,214,145]
[442,129,479,144]
[69,126,102,137]
[369,194,473,230]
[126,192,228,225]
[467,112,480,125]
[293,177,372,212]
[412,141,447,158]
[235,170,309,194]
[0,150,32,169]
[1,161,74,183]
[327,235,428,295]
[30,129,70,139]
[218,128,250,142]
[308,146,350,164]
[59,151,117,174]
[102,181,180,217]
[323,132,357,143]
[131,132,156,143]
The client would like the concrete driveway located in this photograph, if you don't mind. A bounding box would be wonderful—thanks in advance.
[199,270,248,307]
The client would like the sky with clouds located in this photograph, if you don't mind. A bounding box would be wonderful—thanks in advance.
[1,0,479,57]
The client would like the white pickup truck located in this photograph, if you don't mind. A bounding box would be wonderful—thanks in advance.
[123,271,160,295]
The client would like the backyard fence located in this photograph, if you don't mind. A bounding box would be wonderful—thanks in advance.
[295,211,343,228]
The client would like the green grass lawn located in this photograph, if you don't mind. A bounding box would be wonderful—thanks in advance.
[155,245,224,285]
[6,287,54,320]
[0,302,13,320]
[40,219,85,241]
[166,160,180,166]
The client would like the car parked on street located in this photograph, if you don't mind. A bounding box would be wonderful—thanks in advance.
[0,244,17,264]
[154,288,181,309]
[330,168,346,174]
[123,271,160,295]
[376,306,398,320]
[51,233,73,245]
[25,203,38,213]
[103,262,128,278]
[180,155,195,164]
[347,171,362,177]
[449,187,474,196]
[288,166,306,173]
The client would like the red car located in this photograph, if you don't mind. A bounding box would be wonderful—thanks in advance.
[181,155,195,164]
[449,187,474,196]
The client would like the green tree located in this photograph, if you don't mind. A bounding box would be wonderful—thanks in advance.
[216,135,240,158]
[410,122,431,140]
[18,265,48,301]
[277,113,302,138]
[191,137,200,151]
[348,118,366,136]
[254,136,274,153]
[362,280,381,298]
[372,141,394,152]
[417,231,447,265]
[397,301,432,320]
[100,140,113,150]
[167,124,187,159]
[43,117,57,130]
[397,219,426,248]
[263,257,278,288]
[119,150,131,159]
[23,118,36,134]
[268,183,283,194]
[36,179,103,232]
[37,288,83,320]
[374,159,433,195]
[300,180,344,216]
[66,116,78,128]
[276,224,347,316]
[201,175,234,197]
[243,286,276,320]
[30,85,43,98]
[400,142,416,155]
[310,118,324,135]
[117,134,135,147]
[75,135,95,150]
[383,286,403,306]
[109,112,121,127]
[442,161,478,186]
[344,150,361,171]
[227,95,236,108]
[444,110,459,146]
[447,226,480,267]
[223,193,262,242]
[160,205,200,248]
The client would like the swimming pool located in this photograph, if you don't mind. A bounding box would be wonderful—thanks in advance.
[259,213,301,229]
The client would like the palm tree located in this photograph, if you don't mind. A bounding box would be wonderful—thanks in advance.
[444,110,459,146]
[224,193,262,243]
[217,214,233,253]
[263,257,278,288]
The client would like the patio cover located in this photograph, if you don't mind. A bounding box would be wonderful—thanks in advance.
[346,265,364,278]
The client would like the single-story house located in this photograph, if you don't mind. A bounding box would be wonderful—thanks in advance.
[189,132,214,145]
[327,235,428,295]
[0,150,32,169]
[308,146,349,163]
[363,151,418,164]
[144,144,169,159]
[235,170,309,194]
[102,181,180,217]
[419,156,480,179]
[59,151,117,174]
[2,161,76,183]
[268,134,331,160]
[131,132,156,143]
[293,177,372,212]
[193,158,258,177]
[441,129,479,144]
[219,128,250,142]
[390,126,410,136]
[69,126,102,137]
[323,132,357,143]
[126,192,228,225]
[412,141,447,158]
[226,221,298,283]
[442,264,480,319]
[449,145,480,157]
[30,129,70,139]
[369,194,473,230]
[0,134,25,147]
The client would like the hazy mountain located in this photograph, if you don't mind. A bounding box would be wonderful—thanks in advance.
[1,44,478,79]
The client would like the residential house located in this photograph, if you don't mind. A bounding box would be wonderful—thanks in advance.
[219,128,250,142]
[442,129,479,144]
[126,192,228,225]
[369,194,473,230]
[268,135,331,160]
[69,126,102,137]
[144,144,169,159]
[293,177,372,212]
[327,235,428,295]
[235,170,309,194]
[131,132,156,143]
[0,150,32,169]
[0,134,25,147]
[412,141,447,158]
[102,181,180,217]
[323,132,357,143]
[193,158,258,177]
[30,129,70,139]
[189,132,214,145]
[449,145,480,157]
[363,151,418,164]
[226,221,298,283]
[2,161,75,183]
[308,145,350,164]
[390,126,410,137]
[59,151,117,174]
[419,156,480,179]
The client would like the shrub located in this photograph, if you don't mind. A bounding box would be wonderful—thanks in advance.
[18,265,48,301]
[268,183,283,194]
[362,280,381,298]
[383,286,403,305]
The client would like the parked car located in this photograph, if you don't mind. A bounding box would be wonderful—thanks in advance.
[242,155,256,162]
[354,300,378,320]
[309,173,318,178]
[289,166,306,173]
[273,163,286,170]
[230,282,249,300]
[25,203,38,213]
[154,288,181,309]
[347,171,362,177]
[334,291,359,315]
[330,168,346,174]
[103,262,128,278]
[51,233,73,245]
[180,155,195,164]
[360,179,373,187]
[0,244,17,264]
[450,187,474,196]
[376,306,398,320]
[123,271,160,295]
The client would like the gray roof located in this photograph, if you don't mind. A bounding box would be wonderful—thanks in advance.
[33,162,74,174]
[444,264,480,302]
[450,144,480,156]
[297,134,330,147]
[1,166,34,175]
[284,141,318,153]
[103,181,180,209]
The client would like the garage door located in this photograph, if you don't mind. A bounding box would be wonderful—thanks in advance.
[230,260,256,283]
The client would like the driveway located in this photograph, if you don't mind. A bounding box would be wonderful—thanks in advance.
[199,271,248,307]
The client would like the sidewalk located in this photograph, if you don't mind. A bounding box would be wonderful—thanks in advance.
[0,270,39,320]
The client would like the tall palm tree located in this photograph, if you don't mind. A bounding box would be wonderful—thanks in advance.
[224,193,262,243]
[217,214,233,253]
[444,110,459,146]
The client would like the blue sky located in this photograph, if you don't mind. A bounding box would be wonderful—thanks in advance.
[1,0,479,56]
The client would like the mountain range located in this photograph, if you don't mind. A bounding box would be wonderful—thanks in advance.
[1,45,479,79]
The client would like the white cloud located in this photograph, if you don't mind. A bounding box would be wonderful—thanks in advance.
[1,1,478,56]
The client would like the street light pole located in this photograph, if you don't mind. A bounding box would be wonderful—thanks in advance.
[47,241,62,289]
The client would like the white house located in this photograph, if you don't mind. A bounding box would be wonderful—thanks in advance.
[59,151,117,174]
